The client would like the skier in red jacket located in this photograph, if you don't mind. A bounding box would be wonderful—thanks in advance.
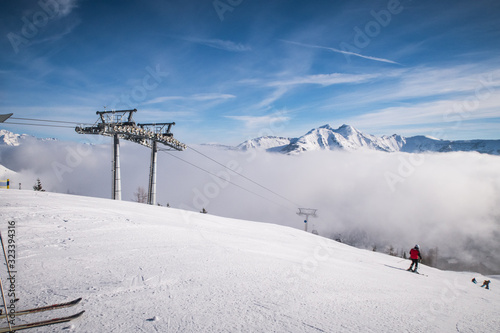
[407,245,422,273]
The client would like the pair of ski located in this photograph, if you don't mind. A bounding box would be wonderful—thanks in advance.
[0,297,84,332]
[407,269,428,277]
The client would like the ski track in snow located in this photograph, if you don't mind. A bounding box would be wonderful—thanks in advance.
[0,190,498,332]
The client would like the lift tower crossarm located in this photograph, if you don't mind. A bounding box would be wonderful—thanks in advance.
[95,109,137,126]
[75,109,186,204]
[0,114,13,123]
[297,208,318,232]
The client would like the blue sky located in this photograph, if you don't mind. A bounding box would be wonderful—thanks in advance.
[1,0,500,144]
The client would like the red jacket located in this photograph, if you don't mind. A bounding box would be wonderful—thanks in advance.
[410,248,421,260]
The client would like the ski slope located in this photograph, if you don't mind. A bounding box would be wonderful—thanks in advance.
[0,190,498,332]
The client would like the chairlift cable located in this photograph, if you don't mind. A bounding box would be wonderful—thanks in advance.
[1,122,75,129]
[2,117,300,211]
[10,117,93,125]
[187,144,301,207]
[159,149,294,211]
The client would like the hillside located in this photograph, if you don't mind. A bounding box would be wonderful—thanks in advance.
[0,190,497,332]
[0,163,17,178]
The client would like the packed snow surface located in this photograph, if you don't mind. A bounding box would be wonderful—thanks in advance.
[0,190,498,332]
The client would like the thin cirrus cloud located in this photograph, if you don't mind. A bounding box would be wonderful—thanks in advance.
[55,0,80,17]
[245,72,382,110]
[225,114,291,129]
[281,40,400,65]
[146,93,236,104]
[317,64,500,114]
[267,72,382,87]
[184,37,252,52]
[337,94,500,138]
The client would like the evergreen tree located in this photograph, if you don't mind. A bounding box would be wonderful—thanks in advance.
[33,178,45,191]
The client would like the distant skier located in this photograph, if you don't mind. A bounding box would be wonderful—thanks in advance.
[481,280,491,290]
[407,244,422,273]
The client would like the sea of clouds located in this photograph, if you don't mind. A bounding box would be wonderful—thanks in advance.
[1,138,499,273]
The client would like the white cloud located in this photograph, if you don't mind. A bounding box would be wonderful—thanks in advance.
[338,90,500,134]
[248,72,381,110]
[56,0,79,17]
[256,87,289,109]
[30,19,81,45]
[3,141,498,271]
[326,66,500,110]
[225,114,290,129]
[185,38,251,52]
[146,93,236,104]
[268,72,380,87]
[281,40,400,65]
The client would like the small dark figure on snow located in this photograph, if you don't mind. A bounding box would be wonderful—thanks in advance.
[407,244,422,273]
[481,280,491,290]
[472,278,477,284]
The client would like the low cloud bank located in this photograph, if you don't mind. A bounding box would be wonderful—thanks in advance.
[1,141,499,273]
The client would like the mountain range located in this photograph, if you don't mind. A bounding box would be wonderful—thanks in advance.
[237,124,500,155]
[2,126,500,155]
[0,129,56,146]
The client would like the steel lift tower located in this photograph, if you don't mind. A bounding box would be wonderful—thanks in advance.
[297,208,318,232]
[75,109,186,204]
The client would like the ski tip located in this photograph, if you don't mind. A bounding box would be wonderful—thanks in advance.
[70,310,85,320]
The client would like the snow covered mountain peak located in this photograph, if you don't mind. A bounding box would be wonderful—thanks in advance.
[0,129,56,146]
[0,129,22,146]
[237,136,292,151]
[335,123,359,135]
[281,124,400,154]
[238,125,500,155]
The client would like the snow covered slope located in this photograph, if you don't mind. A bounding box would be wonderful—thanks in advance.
[0,163,18,179]
[240,124,500,155]
[0,190,497,332]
